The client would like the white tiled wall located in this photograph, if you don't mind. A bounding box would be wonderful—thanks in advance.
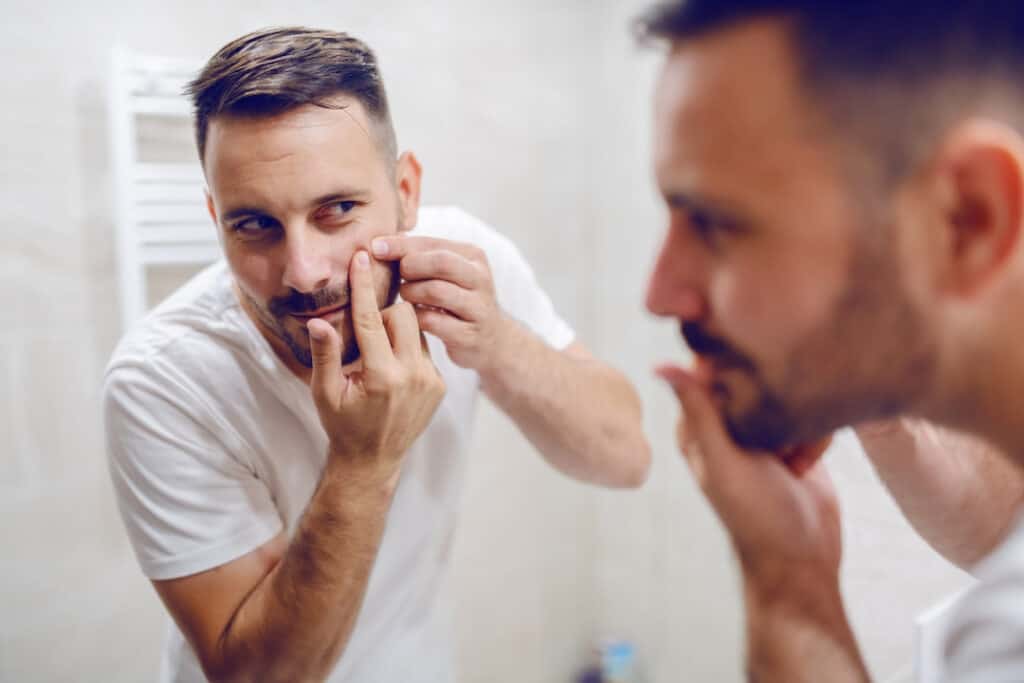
[0,1,971,682]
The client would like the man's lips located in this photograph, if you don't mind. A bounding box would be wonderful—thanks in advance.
[289,304,349,320]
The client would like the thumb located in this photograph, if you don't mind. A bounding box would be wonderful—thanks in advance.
[308,318,342,406]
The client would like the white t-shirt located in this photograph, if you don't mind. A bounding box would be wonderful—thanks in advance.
[942,512,1024,681]
[103,206,575,683]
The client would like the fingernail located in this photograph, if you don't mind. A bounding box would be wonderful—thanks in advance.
[356,251,370,268]
[307,320,325,340]
[371,239,388,257]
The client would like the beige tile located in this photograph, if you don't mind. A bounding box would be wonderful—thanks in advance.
[11,334,103,485]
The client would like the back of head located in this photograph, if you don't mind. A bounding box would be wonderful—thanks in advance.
[639,0,1024,183]
[186,27,397,165]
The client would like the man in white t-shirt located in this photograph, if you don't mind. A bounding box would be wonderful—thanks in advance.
[103,28,650,683]
[638,2,1024,681]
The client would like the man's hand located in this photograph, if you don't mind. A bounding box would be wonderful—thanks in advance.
[655,363,839,585]
[307,250,446,484]
[372,235,507,371]
[657,362,870,682]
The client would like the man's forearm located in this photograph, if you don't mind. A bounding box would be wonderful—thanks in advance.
[478,317,650,488]
[856,419,1024,568]
[212,461,397,683]
[744,574,870,683]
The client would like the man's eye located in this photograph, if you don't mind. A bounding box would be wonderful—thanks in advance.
[231,216,278,239]
[318,201,358,220]
[687,210,720,244]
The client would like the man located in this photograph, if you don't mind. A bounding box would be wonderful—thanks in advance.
[641,1,1024,680]
[103,28,650,683]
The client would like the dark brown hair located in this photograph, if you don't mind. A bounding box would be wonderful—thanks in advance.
[637,1,1024,182]
[185,27,397,164]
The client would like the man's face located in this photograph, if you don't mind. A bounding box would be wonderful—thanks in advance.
[646,20,935,450]
[204,97,412,374]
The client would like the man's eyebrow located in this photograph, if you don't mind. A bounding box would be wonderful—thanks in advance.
[219,189,369,223]
[220,206,270,223]
[308,189,367,207]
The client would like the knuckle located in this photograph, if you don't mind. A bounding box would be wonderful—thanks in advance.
[385,366,406,388]
[426,281,447,303]
[355,309,381,329]
[433,252,456,279]
[400,255,423,279]
[372,369,401,394]
[469,245,486,264]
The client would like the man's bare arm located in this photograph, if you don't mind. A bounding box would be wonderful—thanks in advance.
[478,327,650,488]
[856,419,1024,568]
[372,234,651,488]
[744,573,869,683]
[154,465,399,683]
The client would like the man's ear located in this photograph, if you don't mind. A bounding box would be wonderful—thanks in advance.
[206,190,217,224]
[933,119,1024,298]
[205,190,226,247]
[395,151,422,232]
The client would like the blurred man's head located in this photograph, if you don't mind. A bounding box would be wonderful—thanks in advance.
[187,28,420,373]
[642,2,1024,449]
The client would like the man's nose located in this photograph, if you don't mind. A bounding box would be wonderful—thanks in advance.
[645,229,707,321]
[282,225,333,293]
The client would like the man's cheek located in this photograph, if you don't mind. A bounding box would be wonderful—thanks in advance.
[229,248,277,290]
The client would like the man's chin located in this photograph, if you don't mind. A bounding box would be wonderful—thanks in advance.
[722,397,801,453]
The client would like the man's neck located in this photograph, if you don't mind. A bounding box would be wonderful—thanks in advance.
[928,329,1024,466]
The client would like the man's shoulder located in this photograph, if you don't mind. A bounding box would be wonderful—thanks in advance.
[415,206,507,245]
[411,205,528,274]
[942,514,1024,678]
[104,260,254,395]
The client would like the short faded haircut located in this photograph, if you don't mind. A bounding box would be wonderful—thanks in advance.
[638,1,1024,184]
[185,27,397,165]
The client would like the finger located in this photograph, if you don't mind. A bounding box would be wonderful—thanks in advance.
[781,436,833,477]
[371,235,482,263]
[307,318,342,406]
[349,250,393,372]
[380,301,422,363]
[654,363,734,458]
[398,250,484,289]
[401,280,477,320]
[414,306,469,346]
[676,416,708,488]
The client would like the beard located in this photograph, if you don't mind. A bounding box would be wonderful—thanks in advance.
[682,321,800,451]
[244,259,401,370]
[685,229,936,452]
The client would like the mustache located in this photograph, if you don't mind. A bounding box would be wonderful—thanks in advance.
[268,284,348,317]
[681,322,755,371]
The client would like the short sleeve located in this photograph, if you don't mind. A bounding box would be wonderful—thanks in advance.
[103,361,283,580]
[481,221,575,351]
[941,518,1024,681]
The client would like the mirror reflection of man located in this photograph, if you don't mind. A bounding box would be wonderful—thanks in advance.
[103,28,650,683]
[642,2,1024,680]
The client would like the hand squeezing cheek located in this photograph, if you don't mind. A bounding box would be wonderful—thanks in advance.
[371,235,510,371]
